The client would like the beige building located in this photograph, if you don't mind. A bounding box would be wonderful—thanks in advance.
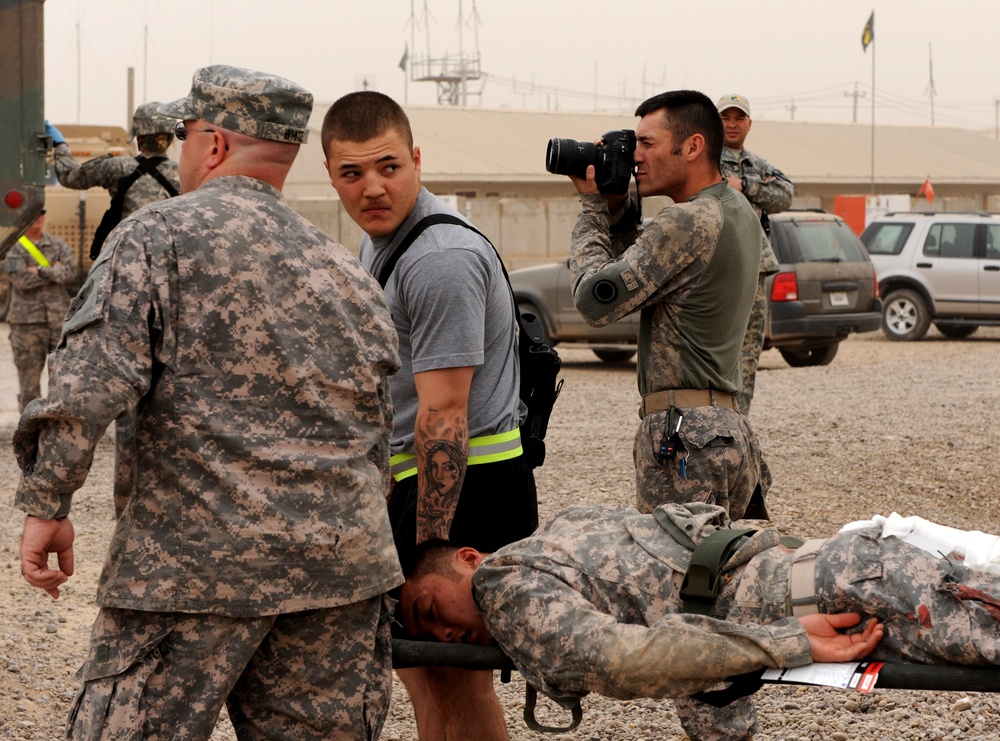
[288,105,1000,270]
[42,111,1000,275]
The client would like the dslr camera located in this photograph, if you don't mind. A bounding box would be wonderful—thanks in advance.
[545,129,636,195]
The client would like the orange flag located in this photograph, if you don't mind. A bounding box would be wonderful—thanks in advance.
[918,178,935,203]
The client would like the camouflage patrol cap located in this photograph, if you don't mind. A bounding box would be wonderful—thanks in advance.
[129,101,176,140]
[159,65,312,144]
[717,93,750,117]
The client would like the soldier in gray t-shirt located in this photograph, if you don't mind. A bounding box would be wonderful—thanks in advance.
[323,90,537,741]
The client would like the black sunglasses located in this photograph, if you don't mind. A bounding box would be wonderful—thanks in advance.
[174,122,216,141]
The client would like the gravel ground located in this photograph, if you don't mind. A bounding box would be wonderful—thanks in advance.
[2,322,1000,740]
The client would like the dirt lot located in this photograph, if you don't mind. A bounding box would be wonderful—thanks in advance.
[2,324,1000,739]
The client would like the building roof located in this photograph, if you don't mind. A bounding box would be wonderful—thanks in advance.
[289,104,1000,196]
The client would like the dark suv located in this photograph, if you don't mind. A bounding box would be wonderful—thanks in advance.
[509,210,882,366]
[764,210,882,365]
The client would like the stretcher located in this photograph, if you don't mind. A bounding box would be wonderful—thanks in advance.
[391,639,1000,733]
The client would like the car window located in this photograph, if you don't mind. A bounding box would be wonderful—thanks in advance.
[789,221,869,263]
[861,222,913,255]
[925,223,975,259]
[987,225,1000,260]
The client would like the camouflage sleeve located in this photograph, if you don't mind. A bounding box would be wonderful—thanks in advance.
[40,237,77,285]
[5,249,46,291]
[368,375,395,495]
[13,222,155,517]
[569,193,719,328]
[53,144,127,190]
[743,155,794,215]
[476,560,812,702]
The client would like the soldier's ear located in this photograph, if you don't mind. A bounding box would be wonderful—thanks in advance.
[455,546,484,572]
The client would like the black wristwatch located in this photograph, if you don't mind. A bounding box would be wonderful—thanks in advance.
[741,176,749,193]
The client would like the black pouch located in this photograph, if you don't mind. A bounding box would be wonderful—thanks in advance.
[518,311,562,468]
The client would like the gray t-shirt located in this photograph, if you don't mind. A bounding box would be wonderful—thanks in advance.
[359,188,523,455]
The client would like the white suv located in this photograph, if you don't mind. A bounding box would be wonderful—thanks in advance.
[860,212,1000,340]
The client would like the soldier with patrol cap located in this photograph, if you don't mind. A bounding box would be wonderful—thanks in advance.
[16,65,402,740]
[47,101,181,219]
[4,209,76,411]
[716,93,795,416]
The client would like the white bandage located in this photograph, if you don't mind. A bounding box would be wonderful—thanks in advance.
[840,513,1000,574]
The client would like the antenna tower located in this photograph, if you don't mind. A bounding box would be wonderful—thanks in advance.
[408,0,483,106]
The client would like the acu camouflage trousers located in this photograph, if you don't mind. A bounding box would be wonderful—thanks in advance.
[634,405,765,521]
[67,595,394,741]
[9,321,62,412]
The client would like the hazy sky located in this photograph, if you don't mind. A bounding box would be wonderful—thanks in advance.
[43,0,1000,132]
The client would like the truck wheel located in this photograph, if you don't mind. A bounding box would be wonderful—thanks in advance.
[882,289,931,341]
[934,323,978,339]
[778,343,839,367]
[592,348,636,363]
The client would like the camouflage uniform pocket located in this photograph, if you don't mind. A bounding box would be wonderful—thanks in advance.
[60,257,110,342]
[68,621,169,741]
[680,423,734,451]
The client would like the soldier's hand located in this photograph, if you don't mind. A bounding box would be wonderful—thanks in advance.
[800,612,883,662]
[45,121,65,147]
[568,164,599,196]
[20,515,75,599]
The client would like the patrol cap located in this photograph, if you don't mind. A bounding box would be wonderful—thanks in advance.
[717,93,751,117]
[130,101,176,140]
[159,65,312,144]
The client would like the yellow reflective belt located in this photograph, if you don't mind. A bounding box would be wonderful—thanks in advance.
[390,428,523,482]
[18,236,51,268]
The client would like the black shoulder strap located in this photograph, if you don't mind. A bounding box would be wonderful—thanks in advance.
[90,158,179,259]
[377,214,495,288]
[132,156,179,198]
[376,213,550,348]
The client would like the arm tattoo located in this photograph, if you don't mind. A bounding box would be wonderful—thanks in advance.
[415,412,469,543]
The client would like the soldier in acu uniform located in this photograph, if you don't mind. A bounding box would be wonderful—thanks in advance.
[565,90,768,523]
[716,92,796,497]
[402,503,1000,739]
[47,101,181,219]
[716,93,794,416]
[16,65,402,741]
[4,209,76,411]
[565,89,769,738]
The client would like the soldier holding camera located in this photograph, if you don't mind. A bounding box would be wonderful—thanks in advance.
[554,89,768,740]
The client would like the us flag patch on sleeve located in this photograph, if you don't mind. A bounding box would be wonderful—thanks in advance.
[621,269,638,292]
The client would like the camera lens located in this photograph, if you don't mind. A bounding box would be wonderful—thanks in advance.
[545,138,597,179]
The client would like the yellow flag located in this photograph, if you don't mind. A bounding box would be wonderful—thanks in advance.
[861,11,874,51]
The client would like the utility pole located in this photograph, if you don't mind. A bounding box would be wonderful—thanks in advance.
[995,99,999,141]
[127,67,135,132]
[787,98,796,121]
[925,43,937,126]
[844,82,866,123]
[75,21,81,123]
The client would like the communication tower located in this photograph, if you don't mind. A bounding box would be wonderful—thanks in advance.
[407,0,482,106]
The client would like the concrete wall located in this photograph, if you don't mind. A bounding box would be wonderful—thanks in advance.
[288,194,674,270]
[289,190,1000,272]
